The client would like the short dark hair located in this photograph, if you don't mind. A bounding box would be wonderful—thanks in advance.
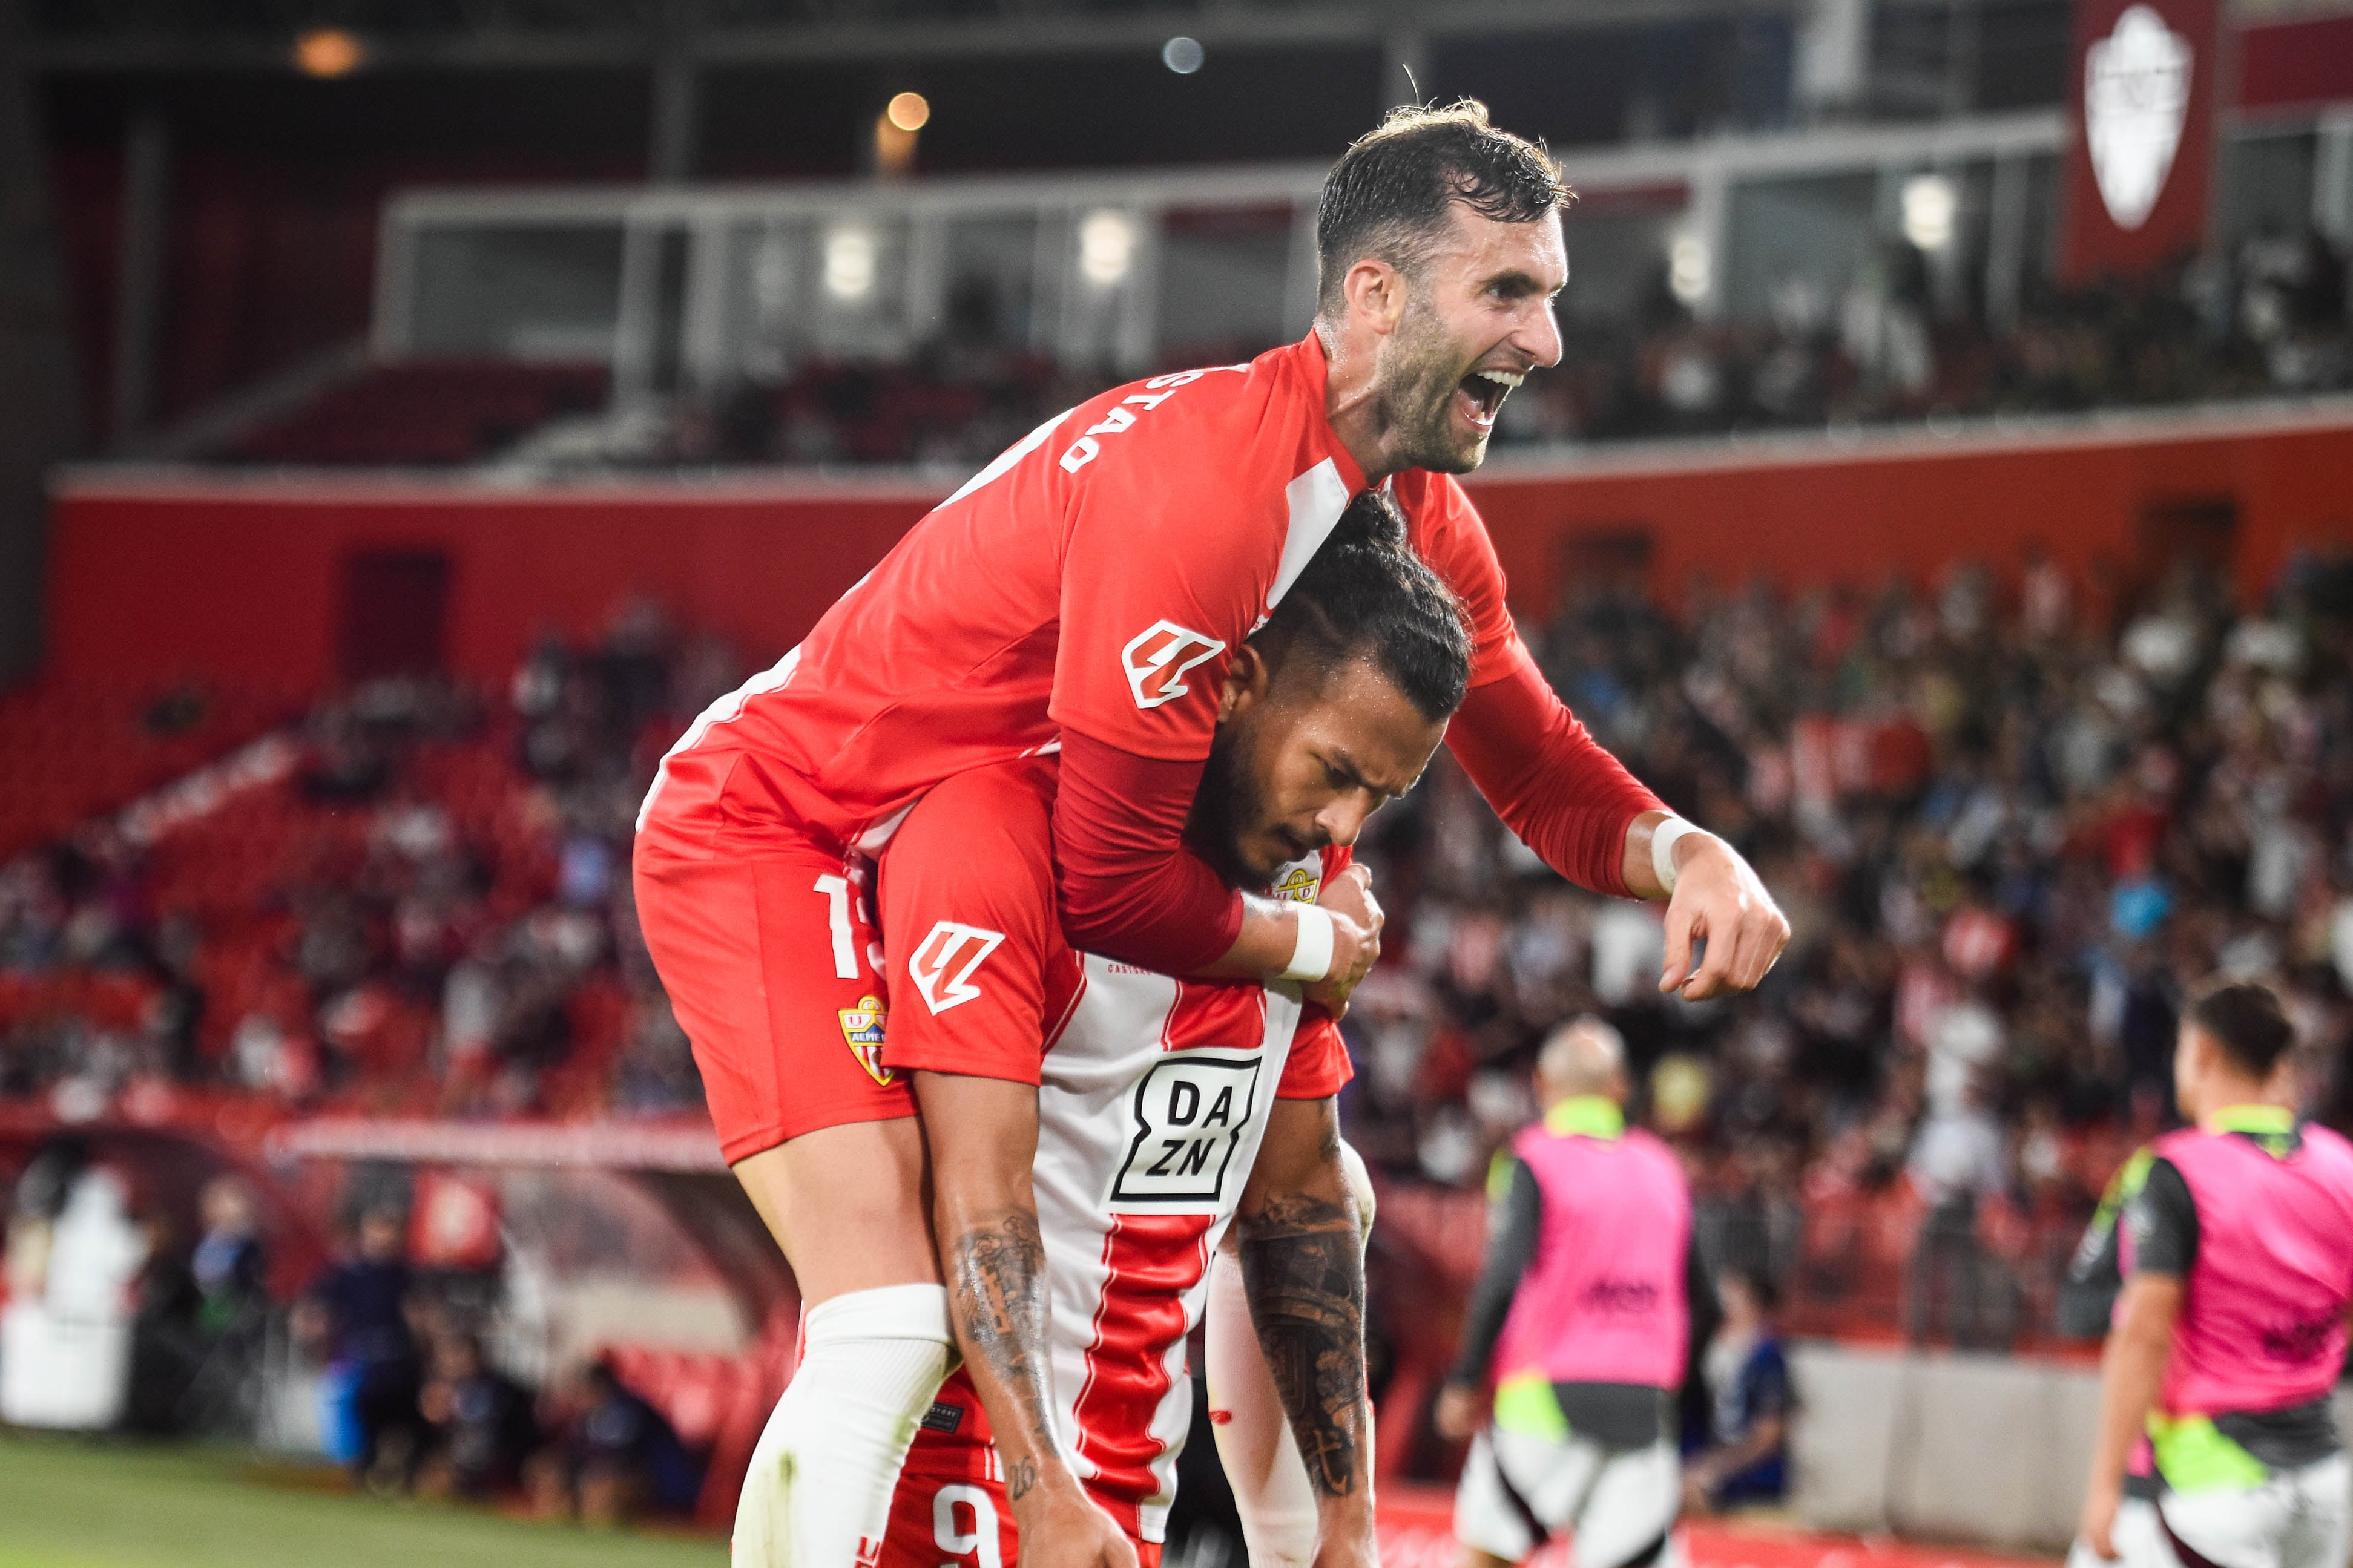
[1731,1264,1780,1314]
[1315,99,1573,317]
[2187,978,2296,1078]
[1248,490,1470,722]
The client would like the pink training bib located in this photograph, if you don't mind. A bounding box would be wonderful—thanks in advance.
[1495,1103,1693,1392]
[2153,1118,2353,1420]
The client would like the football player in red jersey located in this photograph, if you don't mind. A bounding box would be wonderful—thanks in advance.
[880,495,1464,1568]
[633,102,1789,1566]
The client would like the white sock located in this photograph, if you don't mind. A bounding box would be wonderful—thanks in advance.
[733,1283,955,1568]
[1205,1247,1321,1567]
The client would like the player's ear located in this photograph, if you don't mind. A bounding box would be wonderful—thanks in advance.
[1216,646,1270,723]
[1343,257,1406,335]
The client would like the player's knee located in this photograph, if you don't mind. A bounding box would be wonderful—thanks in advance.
[1236,1498,1321,1568]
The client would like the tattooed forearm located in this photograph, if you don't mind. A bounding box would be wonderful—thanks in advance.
[947,1210,1062,1466]
[1237,1193,1369,1498]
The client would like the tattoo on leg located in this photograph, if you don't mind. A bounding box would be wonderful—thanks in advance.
[1239,1193,1368,1499]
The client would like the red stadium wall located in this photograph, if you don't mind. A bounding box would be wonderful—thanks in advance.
[48,408,2353,691]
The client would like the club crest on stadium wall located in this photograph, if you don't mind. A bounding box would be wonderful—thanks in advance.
[2085,4,2191,231]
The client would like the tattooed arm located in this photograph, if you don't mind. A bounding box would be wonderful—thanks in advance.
[1233,1095,1377,1568]
[913,1071,1137,1568]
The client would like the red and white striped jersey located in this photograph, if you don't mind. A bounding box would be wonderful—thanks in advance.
[877,756,1351,1541]
[634,332,1525,861]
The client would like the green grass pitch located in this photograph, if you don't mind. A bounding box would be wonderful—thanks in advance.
[0,1431,725,1568]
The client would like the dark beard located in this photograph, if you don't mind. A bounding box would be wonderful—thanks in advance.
[1382,303,1483,474]
[1185,725,1274,893]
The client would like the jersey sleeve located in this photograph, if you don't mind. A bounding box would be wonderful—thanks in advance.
[1394,471,1527,689]
[877,761,1062,1086]
[2123,1155,2200,1279]
[1048,374,1294,763]
[1275,845,1360,1100]
[1399,473,1666,896]
[2058,1146,2153,1337]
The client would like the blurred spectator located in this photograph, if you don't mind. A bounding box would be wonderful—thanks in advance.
[528,1358,702,1524]
[295,1207,423,1487]
[1903,1075,2014,1348]
[232,231,2349,473]
[124,1206,203,1434]
[191,1175,268,1333]
[416,1332,538,1499]
[1684,1266,1792,1512]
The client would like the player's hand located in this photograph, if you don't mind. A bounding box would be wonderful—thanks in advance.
[1433,1380,1484,1442]
[2076,1479,2122,1561]
[1303,864,1381,1017]
[1012,1474,1138,1568]
[1659,832,1789,1000]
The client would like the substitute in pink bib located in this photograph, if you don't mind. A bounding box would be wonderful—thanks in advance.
[2077,979,2353,1568]
[1440,1020,1717,1568]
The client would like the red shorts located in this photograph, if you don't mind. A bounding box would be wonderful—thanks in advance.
[633,825,910,1163]
[882,1460,1162,1568]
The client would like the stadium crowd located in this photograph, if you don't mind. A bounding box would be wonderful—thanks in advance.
[4,539,2353,1359]
[642,229,2353,468]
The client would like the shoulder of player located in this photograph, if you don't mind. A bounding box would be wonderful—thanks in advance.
[1625,1124,1682,1164]
[1058,359,1317,486]
[887,759,1057,890]
[2296,1120,2353,1163]
[1387,467,1476,528]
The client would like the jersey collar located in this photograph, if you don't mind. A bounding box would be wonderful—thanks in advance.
[1289,332,1369,496]
[2203,1104,2295,1137]
[1544,1095,1625,1140]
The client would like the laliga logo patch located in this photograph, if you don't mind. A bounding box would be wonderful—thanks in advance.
[1271,864,1321,905]
[838,994,892,1086]
[2085,4,2191,232]
[909,920,1005,1015]
[1121,620,1226,710]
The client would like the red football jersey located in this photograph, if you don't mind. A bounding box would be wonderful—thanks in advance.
[874,757,1351,1542]
[637,332,1527,859]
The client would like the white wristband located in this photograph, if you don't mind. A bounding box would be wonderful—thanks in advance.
[1280,904,1337,983]
[1651,817,1700,895]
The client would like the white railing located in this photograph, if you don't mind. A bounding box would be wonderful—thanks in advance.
[372,105,2352,406]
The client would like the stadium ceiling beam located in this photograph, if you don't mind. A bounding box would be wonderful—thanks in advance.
[29,0,1800,74]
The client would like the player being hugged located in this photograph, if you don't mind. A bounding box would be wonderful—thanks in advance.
[631,100,1789,1565]
[880,493,1463,1568]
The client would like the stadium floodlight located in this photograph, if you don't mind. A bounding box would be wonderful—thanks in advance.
[1668,232,1710,306]
[1903,174,1958,251]
[824,226,878,301]
[1163,36,1206,74]
[293,28,364,77]
[1079,210,1137,287]
[886,93,932,133]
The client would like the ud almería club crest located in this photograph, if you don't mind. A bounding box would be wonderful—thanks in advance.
[2085,4,2193,231]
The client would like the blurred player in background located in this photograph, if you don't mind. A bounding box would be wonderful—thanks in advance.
[866,497,1466,1568]
[632,99,1786,1566]
[2076,979,2353,1568]
[1435,1019,1719,1568]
